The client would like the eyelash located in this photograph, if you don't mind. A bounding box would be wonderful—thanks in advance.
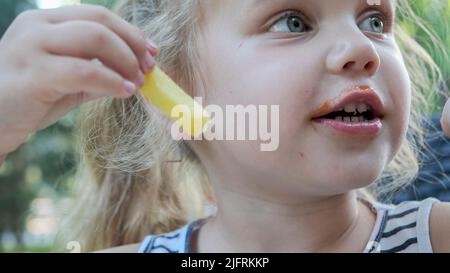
[270,11,311,32]
[269,9,394,34]
[367,12,393,33]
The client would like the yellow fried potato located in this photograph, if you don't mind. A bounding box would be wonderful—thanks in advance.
[140,67,210,138]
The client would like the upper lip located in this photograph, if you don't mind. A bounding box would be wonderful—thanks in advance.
[310,85,385,119]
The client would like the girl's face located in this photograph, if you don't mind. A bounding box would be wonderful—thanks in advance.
[192,0,410,198]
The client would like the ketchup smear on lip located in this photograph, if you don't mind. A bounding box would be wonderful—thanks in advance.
[310,86,383,137]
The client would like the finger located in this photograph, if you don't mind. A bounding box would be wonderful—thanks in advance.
[441,99,450,137]
[41,21,146,87]
[37,91,106,130]
[35,55,137,102]
[38,4,154,73]
[145,39,160,57]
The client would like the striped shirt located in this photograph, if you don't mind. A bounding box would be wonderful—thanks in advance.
[139,197,440,253]
[363,197,439,253]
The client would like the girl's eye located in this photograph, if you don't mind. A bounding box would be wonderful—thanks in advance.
[269,12,308,33]
[359,15,385,34]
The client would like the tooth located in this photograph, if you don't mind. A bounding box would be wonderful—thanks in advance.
[335,116,343,121]
[356,103,368,113]
[343,117,351,122]
[344,103,356,113]
[358,116,364,122]
[351,116,359,122]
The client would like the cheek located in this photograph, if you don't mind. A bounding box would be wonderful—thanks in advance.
[380,50,412,158]
[198,50,317,170]
[209,55,319,145]
[389,60,411,125]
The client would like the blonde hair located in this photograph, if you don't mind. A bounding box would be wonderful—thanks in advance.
[59,0,448,251]
[368,0,448,200]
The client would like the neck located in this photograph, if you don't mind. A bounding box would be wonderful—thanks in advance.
[197,185,375,252]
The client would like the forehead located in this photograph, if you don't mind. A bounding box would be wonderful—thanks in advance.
[202,0,396,14]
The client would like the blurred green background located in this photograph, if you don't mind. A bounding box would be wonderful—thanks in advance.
[0,0,448,252]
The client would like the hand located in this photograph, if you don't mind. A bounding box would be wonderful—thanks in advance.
[441,98,450,137]
[0,4,158,155]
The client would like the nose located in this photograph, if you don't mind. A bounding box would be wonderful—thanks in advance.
[325,32,381,77]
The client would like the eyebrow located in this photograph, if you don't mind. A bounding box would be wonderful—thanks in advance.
[245,0,396,12]
[244,0,282,13]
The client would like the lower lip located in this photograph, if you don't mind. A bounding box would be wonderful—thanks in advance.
[312,118,382,136]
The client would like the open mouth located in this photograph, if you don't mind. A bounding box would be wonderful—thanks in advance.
[310,86,384,123]
[310,86,384,136]
[317,102,377,122]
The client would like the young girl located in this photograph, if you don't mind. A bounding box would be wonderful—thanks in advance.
[0,0,449,253]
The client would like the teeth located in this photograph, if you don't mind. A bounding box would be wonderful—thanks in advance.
[334,115,368,122]
[344,103,357,113]
[356,103,368,113]
[343,102,370,115]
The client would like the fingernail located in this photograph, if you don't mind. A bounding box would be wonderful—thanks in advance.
[146,39,160,57]
[146,39,158,51]
[124,80,137,95]
[138,71,145,87]
[144,52,155,72]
